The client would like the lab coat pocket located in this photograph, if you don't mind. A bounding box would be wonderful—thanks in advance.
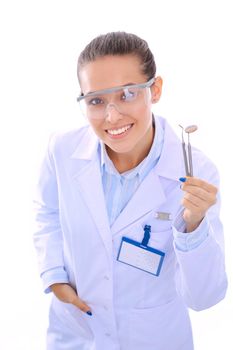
[148,228,173,252]
[128,297,192,350]
[51,297,93,339]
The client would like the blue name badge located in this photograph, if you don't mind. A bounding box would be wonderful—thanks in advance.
[117,237,165,276]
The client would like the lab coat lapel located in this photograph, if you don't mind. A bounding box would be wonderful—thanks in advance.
[70,118,184,253]
[71,129,112,262]
[111,117,184,236]
[111,168,166,236]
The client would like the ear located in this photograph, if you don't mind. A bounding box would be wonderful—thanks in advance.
[150,76,163,104]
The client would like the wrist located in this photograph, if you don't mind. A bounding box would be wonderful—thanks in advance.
[185,218,203,233]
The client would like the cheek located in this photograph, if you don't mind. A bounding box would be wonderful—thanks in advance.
[89,120,104,136]
[134,106,152,128]
[137,98,152,115]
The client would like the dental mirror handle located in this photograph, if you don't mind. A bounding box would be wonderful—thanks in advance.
[188,142,193,176]
[182,141,190,176]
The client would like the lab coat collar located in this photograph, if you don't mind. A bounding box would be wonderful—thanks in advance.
[110,119,184,235]
[70,118,184,181]
[110,167,166,235]
[70,117,184,241]
[155,117,184,181]
[70,126,99,160]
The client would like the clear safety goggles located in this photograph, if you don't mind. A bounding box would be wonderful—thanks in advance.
[77,77,155,120]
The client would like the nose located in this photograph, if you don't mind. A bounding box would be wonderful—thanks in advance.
[105,103,123,123]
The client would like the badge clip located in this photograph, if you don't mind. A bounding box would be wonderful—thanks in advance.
[141,225,151,247]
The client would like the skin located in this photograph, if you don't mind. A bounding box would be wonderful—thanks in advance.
[51,54,218,314]
[181,176,218,232]
[79,54,162,172]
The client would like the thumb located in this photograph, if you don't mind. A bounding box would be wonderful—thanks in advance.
[51,283,92,315]
[70,292,92,315]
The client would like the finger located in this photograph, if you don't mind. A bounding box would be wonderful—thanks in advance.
[182,193,207,209]
[183,193,211,211]
[181,185,217,204]
[182,203,205,226]
[182,197,205,217]
[65,286,92,314]
[51,283,92,315]
[71,294,92,314]
[180,176,218,194]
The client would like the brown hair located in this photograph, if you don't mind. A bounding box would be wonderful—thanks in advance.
[77,31,156,83]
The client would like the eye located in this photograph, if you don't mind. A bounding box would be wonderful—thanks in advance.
[87,97,104,106]
[122,88,137,101]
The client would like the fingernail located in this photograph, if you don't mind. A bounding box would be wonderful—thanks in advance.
[86,311,92,316]
[179,177,187,182]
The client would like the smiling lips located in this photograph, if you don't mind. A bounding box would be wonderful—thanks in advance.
[106,124,133,136]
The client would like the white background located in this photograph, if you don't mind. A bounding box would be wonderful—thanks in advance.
[0,1,232,349]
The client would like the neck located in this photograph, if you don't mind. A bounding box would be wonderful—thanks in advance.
[106,124,155,173]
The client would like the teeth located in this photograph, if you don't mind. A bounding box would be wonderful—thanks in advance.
[107,124,132,135]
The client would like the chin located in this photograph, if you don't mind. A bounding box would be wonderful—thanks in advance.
[107,143,135,154]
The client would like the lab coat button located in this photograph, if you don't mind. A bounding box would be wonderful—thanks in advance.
[105,332,111,337]
[104,305,108,310]
[104,275,110,280]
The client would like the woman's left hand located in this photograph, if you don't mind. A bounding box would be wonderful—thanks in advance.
[180,176,218,232]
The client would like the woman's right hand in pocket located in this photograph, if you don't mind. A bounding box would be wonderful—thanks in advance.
[51,283,92,315]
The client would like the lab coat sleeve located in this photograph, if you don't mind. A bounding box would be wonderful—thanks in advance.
[173,211,209,251]
[172,163,228,311]
[33,136,69,291]
[41,267,69,294]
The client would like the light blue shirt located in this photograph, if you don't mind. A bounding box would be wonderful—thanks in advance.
[41,116,208,293]
[100,117,164,227]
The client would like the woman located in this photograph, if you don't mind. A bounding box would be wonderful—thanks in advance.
[34,31,227,350]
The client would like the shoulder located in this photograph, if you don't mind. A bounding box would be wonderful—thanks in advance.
[49,125,89,150]
[48,125,98,158]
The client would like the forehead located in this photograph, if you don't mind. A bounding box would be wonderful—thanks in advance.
[79,55,145,94]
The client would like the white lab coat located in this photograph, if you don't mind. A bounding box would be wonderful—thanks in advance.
[34,116,227,350]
